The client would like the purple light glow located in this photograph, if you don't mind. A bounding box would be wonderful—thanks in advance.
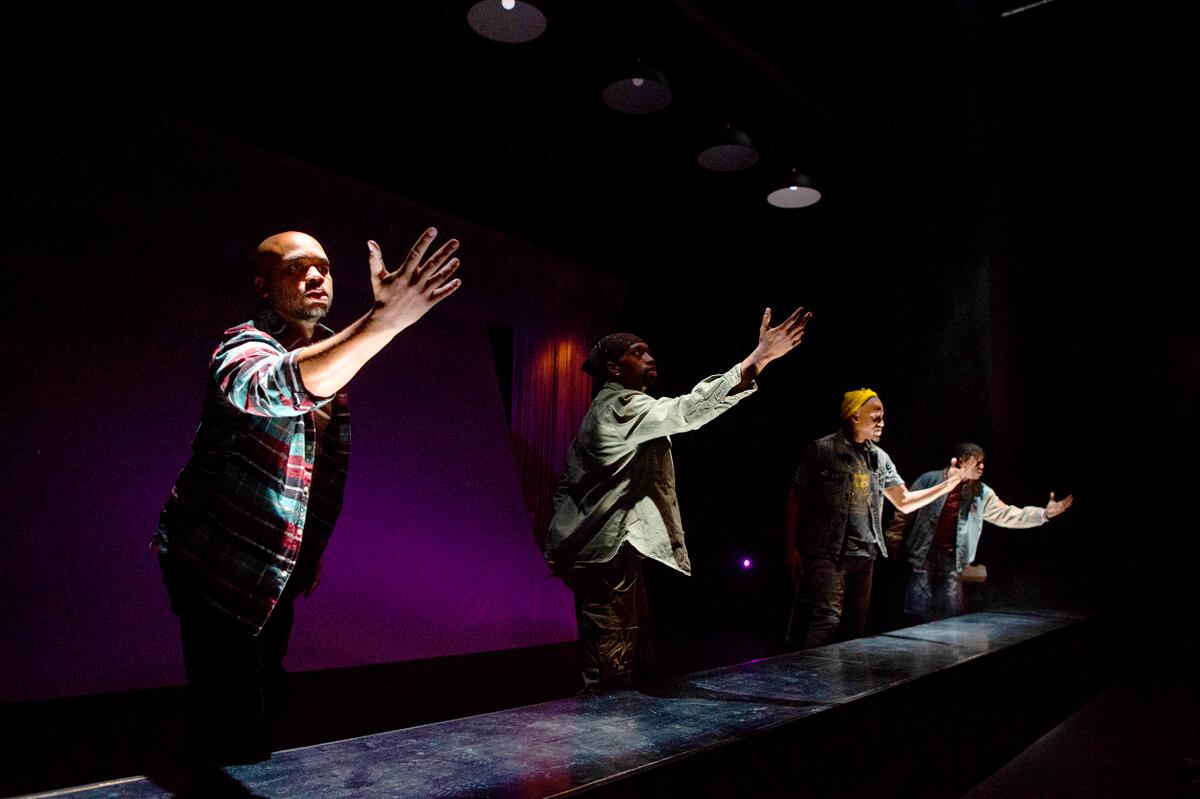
[742,558,752,569]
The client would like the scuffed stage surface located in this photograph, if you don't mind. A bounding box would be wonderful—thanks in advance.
[25,611,1093,799]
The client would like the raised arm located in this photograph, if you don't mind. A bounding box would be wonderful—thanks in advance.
[981,489,1074,528]
[211,330,326,417]
[883,457,982,514]
[608,366,755,445]
[297,228,462,398]
[605,306,812,445]
[731,307,812,394]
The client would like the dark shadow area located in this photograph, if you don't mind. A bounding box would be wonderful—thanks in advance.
[962,602,1200,797]
[145,766,270,799]
[966,674,1200,797]
[581,617,1112,799]
[0,2,1193,796]
[486,323,515,427]
[6,614,1109,799]
[0,642,578,797]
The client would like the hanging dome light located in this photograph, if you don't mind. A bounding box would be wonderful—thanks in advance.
[697,125,759,172]
[602,61,671,114]
[767,172,821,208]
[467,0,547,44]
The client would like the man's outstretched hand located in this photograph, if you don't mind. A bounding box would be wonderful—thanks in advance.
[947,455,985,484]
[368,227,462,334]
[1046,491,1074,519]
[736,307,812,389]
[754,306,812,364]
[294,227,463,398]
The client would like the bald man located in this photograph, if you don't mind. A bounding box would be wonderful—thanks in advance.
[152,229,461,765]
[783,390,979,648]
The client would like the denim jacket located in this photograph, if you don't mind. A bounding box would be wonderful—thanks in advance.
[887,470,1046,572]
[791,433,903,562]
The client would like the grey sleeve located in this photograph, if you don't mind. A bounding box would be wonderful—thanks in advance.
[877,448,904,488]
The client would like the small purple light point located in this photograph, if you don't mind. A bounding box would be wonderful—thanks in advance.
[742,558,752,569]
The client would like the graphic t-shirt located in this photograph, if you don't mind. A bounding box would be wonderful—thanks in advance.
[844,445,878,558]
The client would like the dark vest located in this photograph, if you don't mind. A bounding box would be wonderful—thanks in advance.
[796,433,889,561]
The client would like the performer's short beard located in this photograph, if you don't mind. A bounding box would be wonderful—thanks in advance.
[270,286,330,322]
[291,304,329,322]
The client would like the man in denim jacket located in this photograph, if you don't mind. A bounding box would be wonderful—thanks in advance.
[885,442,1074,622]
[548,307,811,690]
[784,390,980,648]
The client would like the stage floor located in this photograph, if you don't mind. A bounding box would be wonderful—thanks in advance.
[23,610,1092,799]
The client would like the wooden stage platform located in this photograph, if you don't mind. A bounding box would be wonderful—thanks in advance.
[17,610,1107,799]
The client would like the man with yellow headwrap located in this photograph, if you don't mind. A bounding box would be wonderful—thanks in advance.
[783,389,980,648]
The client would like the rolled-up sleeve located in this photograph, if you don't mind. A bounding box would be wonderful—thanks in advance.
[876,448,905,489]
[211,331,332,417]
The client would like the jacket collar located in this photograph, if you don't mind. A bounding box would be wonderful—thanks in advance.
[836,430,877,455]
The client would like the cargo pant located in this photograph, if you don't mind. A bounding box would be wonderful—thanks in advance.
[566,544,650,691]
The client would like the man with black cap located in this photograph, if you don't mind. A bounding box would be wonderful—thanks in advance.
[546,307,811,691]
[783,390,980,648]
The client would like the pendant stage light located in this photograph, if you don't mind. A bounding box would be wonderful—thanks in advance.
[767,172,821,208]
[602,61,671,114]
[467,0,547,44]
[697,125,759,172]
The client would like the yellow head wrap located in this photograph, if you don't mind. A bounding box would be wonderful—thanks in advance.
[840,388,879,420]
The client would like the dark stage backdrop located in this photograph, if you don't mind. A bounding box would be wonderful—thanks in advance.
[0,80,624,703]
[3,6,1193,704]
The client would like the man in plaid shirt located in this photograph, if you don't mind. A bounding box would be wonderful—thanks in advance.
[153,228,462,765]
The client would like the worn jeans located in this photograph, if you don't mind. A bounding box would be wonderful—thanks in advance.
[904,547,965,623]
[566,544,650,691]
[799,556,875,648]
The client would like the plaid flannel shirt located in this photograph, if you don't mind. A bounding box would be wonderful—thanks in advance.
[152,306,351,634]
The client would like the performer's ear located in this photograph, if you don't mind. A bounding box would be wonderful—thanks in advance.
[254,275,268,299]
[606,361,621,378]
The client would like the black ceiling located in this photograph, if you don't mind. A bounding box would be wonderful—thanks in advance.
[6,2,1191,285]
